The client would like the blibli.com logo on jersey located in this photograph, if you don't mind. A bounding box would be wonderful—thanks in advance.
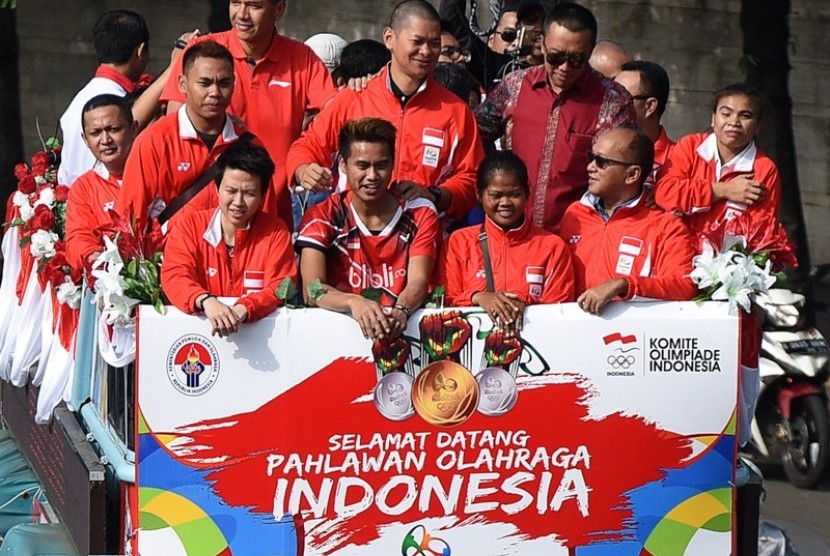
[348,263,407,290]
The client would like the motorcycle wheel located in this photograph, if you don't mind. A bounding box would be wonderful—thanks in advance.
[781,394,830,489]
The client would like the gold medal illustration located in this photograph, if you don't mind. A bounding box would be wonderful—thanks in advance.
[412,361,479,427]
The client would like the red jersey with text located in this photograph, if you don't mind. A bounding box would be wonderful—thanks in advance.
[475,66,636,233]
[65,167,121,271]
[116,107,260,234]
[438,217,575,306]
[285,66,483,222]
[655,132,780,241]
[161,208,297,322]
[295,192,440,305]
[161,31,337,228]
[559,194,698,301]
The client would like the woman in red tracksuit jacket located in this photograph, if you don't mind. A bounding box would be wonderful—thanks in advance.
[438,151,575,334]
[162,142,296,337]
[655,82,785,446]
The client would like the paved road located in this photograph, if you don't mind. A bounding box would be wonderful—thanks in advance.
[759,461,830,554]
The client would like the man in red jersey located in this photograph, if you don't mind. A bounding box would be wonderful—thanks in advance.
[286,0,483,225]
[559,128,697,315]
[66,94,137,271]
[295,118,440,341]
[117,41,266,234]
[161,0,337,229]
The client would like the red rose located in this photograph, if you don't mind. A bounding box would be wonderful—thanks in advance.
[18,174,36,194]
[42,258,67,286]
[14,163,29,181]
[30,204,55,231]
[54,185,70,202]
[31,151,50,176]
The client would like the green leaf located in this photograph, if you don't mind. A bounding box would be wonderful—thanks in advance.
[19,236,31,247]
[361,288,382,302]
[276,276,297,301]
[307,279,327,301]
[154,298,166,315]
[126,258,138,279]
[10,218,25,227]
[426,285,446,308]
[45,136,61,149]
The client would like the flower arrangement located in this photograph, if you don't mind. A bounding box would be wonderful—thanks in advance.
[8,138,80,305]
[90,208,168,325]
[690,213,798,314]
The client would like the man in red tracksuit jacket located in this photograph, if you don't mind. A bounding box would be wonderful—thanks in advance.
[286,0,483,224]
[117,41,271,235]
[559,128,697,315]
[66,94,137,272]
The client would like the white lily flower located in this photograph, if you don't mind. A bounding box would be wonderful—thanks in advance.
[92,235,124,272]
[711,265,753,314]
[722,232,747,253]
[29,229,58,259]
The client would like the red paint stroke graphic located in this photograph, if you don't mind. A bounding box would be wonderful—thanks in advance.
[603,333,637,345]
[161,358,691,552]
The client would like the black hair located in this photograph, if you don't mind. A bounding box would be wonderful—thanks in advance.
[338,39,391,81]
[81,94,134,131]
[432,63,478,103]
[476,150,530,194]
[389,0,441,31]
[624,131,655,181]
[215,141,275,194]
[544,3,597,47]
[182,40,234,75]
[338,117,397,162]
[93,10,149,65]
[620,60,670,117]
[712,82,765,120]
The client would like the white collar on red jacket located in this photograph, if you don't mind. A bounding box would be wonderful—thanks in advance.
[203,208,251,248]
[383,63,429,97]
[696,132,757,181]
[177,105,239,143]
[579,190,646,218]
[92,164,123,187]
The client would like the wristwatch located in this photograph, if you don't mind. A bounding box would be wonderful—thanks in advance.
[427,185,442,206]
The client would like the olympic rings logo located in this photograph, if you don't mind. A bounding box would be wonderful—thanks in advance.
[607,355,635,369]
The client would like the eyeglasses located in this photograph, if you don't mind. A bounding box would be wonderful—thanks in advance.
[544,50,590,68]
[440,45,471,62]
[494,28,519,43]
[588,151,636,170]
[630,94,654,101]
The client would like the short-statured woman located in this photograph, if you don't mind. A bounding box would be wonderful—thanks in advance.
[438,151,575,334]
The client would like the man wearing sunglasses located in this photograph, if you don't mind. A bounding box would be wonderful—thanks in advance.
[438,0,544,91]
[475,2,636,234]
[559,128,697,315]
[615,60,674,185]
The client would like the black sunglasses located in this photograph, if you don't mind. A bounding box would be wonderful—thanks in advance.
[440,45,471,61]
[494,28,519,43]
[588,151,636,170]
[545,50,590,68]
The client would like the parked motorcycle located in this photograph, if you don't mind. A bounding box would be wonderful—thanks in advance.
[746,287,830,489]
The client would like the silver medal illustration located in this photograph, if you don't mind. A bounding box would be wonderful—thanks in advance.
[476,367,518,416]
[374,372,415,421]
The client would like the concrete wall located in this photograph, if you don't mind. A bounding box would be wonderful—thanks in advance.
[16,0,830,261]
